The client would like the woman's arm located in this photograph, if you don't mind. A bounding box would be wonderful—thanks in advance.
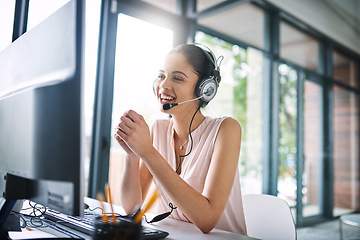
[118,155,153,213]
[117,110,241,233]
[115,114,153,214]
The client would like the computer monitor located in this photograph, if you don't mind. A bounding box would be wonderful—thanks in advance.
[0,0,85,229]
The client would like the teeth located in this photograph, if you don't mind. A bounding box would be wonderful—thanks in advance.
[161,95,174,101]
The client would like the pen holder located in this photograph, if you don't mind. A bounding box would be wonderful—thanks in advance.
[93,216,143,240]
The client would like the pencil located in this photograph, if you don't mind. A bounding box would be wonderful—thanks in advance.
[134,190,159,223]
[105,183,117,223]
[96,192,109,223]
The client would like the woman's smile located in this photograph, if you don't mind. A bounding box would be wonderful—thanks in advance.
[159,93,176,105]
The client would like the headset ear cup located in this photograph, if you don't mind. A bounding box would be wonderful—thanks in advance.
[197,77,218,103]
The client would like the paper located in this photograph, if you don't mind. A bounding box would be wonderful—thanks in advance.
[8,228,57,239]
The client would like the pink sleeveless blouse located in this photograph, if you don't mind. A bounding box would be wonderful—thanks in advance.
[151,116,247,235]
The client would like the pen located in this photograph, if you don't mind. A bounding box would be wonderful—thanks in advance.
[105,183,117,223]
[134,190,159,223]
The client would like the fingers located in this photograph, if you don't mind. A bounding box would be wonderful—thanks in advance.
[114,131,123,148]
[127,110,145,123]
[114,110,144,137]
[114,132,124,144]
[116,111,136,135]
[120,115,134,129]
[115,120,129,136]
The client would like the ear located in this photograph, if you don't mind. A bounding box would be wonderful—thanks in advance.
[217,75,222,84]
[216,67,221,84]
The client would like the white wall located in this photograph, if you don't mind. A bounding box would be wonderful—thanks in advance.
[266,0,360,55]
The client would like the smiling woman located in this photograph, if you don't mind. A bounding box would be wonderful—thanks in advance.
[112,42,247,235]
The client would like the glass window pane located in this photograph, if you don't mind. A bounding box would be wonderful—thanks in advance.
[333,51,359,89]
[333,86,360,216]
[0,0,15,52]
[27,0,70,31]
[196,32,264,195]
[280,21,319,72]
[303,80,322,217]
[278,64,297,208]
[198,3,265,50]
[109,14,173,205]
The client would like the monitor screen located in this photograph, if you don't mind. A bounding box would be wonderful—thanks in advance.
[0,0,85,223]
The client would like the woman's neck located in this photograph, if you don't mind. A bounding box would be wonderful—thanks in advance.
[171,108,205,141]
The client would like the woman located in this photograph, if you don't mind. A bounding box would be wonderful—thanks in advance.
[114,43,247,235]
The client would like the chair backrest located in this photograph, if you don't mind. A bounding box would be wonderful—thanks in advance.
[242,194,296,240]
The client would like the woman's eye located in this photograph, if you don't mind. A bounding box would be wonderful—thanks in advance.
[174,76,183,81]
[157,75,165,80]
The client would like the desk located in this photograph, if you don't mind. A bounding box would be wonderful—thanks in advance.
[9,198,255,240]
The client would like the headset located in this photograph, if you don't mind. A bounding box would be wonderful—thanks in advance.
[194,43,221,104]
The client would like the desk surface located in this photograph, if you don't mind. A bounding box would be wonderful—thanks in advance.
[10,198,255,240]
[145,216,253,240]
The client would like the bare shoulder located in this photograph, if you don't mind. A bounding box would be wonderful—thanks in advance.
[219,117,242,136]
[214,117,242,148]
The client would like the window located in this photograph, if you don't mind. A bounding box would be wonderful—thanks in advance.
[280,21,320,72]
[303,80,322,217]
[196,32,264,194]
[108,14,173,205]
[0,0,15,52]
[277,64,297,207]
[333,51,359,89]
[332,86,359,216]
[198,3,266,50]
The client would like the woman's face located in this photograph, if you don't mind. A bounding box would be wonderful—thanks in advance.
[155,52,199,113]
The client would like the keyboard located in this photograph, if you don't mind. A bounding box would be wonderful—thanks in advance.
[44,209,169,239]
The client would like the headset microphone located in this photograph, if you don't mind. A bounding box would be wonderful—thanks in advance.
[163,103,177,110]
[162,96,203,110]
[162,87,215,111]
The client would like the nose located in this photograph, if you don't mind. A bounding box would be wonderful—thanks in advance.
[158,76,171,90]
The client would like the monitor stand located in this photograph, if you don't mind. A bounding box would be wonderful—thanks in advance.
[0,172,76,237]
[0,173,30,237]
[0,199,17,227]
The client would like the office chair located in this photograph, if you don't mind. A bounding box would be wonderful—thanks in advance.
[242,194,297,240]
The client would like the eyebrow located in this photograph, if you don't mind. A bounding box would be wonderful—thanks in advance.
[172,71,188,78]
[158,70,189,79]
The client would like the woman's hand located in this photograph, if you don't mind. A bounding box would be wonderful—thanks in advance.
[114,128,137,158]
[114,110,153,158]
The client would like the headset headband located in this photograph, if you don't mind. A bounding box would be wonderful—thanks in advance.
[194,43,217,68]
